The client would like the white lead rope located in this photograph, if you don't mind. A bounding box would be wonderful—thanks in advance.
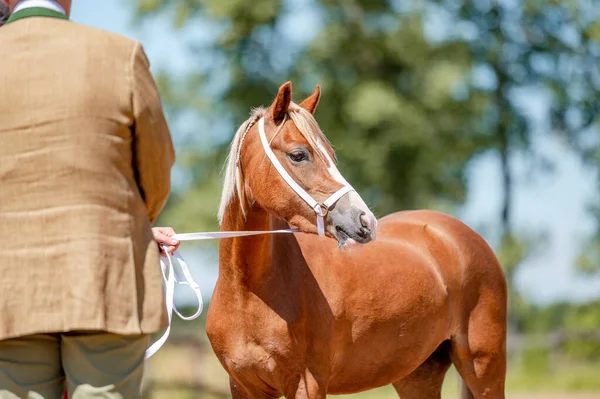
[145,228,299,359]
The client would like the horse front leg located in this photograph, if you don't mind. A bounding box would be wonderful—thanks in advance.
[230,377,282,399]
[285,371,327,399]
[230,377,251,399]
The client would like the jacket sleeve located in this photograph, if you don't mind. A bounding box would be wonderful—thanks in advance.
[130,42,175,224]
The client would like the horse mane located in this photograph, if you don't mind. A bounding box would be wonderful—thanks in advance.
[218,102,332,225]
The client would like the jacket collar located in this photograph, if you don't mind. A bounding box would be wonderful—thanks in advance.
[6,0,68,24]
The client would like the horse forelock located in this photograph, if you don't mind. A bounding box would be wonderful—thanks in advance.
[286,103,333,163]
[218,103,334,225]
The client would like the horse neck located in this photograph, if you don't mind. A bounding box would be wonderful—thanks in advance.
[219,199,290,290]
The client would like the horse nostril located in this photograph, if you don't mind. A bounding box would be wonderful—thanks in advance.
[359,212,368,228]
[358,227,371,239]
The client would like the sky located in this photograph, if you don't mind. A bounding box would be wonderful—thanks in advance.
[70,0,600,306]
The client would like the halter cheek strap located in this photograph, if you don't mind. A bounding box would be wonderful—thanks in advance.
[257,117,354,236]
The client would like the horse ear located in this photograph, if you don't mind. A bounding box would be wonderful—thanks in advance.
[269,81,292,124]
[299,85,321,114]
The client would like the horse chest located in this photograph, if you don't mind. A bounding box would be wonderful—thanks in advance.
[207,296,294,382]
[215,326,298,396]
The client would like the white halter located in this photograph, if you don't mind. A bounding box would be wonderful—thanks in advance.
[257,117,355,236]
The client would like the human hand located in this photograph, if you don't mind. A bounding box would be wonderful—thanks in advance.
[152,227,180,256]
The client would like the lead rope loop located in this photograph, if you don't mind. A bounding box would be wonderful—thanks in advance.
[145,246,203,359]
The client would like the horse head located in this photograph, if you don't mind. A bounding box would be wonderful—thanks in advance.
[219,81,377,248]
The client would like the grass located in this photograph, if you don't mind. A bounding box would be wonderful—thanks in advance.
[507,359,600,393]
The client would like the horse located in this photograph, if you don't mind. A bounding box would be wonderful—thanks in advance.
[206,81,507,399]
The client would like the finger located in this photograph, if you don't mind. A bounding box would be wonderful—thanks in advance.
[156,230,178,245]
[164,244,180,255]
[158,227,176,236]
[157,229,178,244]
[166,245,179,254]
[153,230,170,243]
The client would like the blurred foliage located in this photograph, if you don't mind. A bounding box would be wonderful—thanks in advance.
[577,236,600,276]
[496,231,542,331]
[577,204,600,276]
[133,0,600,341]
[520,301,575,333]
[515,299,600,364]
[563,301,600,361]
[520,347,550,377]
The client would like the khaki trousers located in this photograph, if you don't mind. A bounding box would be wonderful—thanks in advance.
[0,332,148,399]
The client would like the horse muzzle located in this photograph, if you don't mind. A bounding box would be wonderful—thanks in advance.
[330,208,377,248]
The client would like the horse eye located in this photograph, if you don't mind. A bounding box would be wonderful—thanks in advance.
[288,151,308,163]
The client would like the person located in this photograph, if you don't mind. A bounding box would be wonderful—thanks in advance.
[0,0,180,398]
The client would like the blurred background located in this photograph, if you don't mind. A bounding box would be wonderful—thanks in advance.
[74,0,599,397]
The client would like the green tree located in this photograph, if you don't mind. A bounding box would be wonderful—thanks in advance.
[134,0,493,229]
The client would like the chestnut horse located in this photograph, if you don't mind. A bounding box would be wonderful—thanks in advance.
[206,82,507,399]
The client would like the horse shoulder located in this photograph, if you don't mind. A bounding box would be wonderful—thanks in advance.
[208,284,293,354]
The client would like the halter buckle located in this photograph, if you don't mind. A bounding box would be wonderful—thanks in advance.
[314,203,329,218]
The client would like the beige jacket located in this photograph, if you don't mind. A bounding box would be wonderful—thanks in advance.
[0,17,175,340]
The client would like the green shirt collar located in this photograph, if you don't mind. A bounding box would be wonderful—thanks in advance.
[6,6,69,25]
